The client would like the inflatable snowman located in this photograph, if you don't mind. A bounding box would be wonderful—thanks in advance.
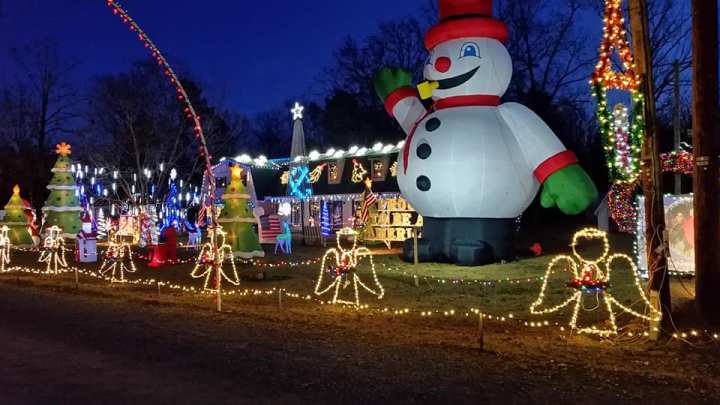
[374,0,597,266]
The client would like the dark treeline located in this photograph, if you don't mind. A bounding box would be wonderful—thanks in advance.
[0,0,692,210]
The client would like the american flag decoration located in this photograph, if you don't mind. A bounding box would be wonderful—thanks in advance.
[359,178,377,224]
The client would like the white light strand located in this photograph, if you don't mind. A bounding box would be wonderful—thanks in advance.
[314,227,384,307]
[530,228,661,336]
[0,226,11,272]
[99,230,137,283]
[38,226,68,274]
[190,226,240,292]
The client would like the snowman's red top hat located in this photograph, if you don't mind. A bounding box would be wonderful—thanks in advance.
[425,0,508,50]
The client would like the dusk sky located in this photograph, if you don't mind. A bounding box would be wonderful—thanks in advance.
[1,0,426,115]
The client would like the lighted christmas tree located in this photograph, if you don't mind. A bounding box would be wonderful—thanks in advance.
[162,168,181,229]
[217,165,264,258]
[96,209,107,240]
[320,200,332,237]
[43,143,83,238]
[1,185,33,246]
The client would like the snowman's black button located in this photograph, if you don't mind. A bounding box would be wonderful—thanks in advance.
[425,118,441,132]
[417,176,431,191]
[416,143,432,159]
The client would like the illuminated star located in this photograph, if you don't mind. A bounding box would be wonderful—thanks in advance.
[291,102,304,120]
[364,177,373,191]
[230,165,243,180]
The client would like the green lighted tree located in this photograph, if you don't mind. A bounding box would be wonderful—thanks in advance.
[1,185,33,246]
[42,142,82,238]
[217,165,264,258]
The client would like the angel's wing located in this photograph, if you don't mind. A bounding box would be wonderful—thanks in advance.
[190,245,213,279]
[219,247,240,286]
[530,255,580,315]
[315,248,340,296]
[353,248,384,299]
[604,254,661,322]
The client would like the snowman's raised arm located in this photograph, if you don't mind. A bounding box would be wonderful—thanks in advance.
[384,87,428,136]
[498,102,579,184]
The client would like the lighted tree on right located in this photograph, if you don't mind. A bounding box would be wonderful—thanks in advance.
[591,0,645,233]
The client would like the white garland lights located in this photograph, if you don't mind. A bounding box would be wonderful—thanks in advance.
[191,225,240,292]
[38,226,68,274]
[0,226,11,272]
[99,230,137,283]
[315,227,384,307]
[530,228,661,336]
[0,256,718,344]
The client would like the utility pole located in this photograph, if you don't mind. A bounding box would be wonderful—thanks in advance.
[673,61,682,194]
[692,0,720,325]
[628,0,671,320]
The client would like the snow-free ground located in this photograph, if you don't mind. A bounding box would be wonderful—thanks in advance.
[1,222,718,404]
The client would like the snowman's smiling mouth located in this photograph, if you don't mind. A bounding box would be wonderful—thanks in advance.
[437,66,480,90]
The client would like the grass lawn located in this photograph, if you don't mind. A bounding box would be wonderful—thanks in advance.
[1,218,700,338]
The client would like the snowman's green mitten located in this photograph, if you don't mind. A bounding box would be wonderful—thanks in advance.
[540,164,598,215]
[374,67,413,101]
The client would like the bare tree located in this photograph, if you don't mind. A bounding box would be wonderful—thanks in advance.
[80,60,241,205]
[0,40,79,207]
[324,18,427,107]
[497,0,596,108]
[9,40,79,156]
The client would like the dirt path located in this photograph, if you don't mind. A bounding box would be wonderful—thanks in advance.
[0,282,717,404]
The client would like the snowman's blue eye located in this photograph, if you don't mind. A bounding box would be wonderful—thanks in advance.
[460,43,480,58]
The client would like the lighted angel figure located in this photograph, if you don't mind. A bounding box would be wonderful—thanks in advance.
[99,229,137,283]
[530,228,661,336]
[38,225,68,274]
[315,227,384,307]
[190,225,239,292]
[0,225,11,272]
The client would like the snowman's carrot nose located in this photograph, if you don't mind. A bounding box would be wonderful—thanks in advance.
[417,81,439,100]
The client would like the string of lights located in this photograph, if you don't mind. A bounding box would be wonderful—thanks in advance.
[379,264,544,286]
[0,226,11,273]
[591,0,645,233]
[0,263,716,344]
[530,228,661,336]
[38,226,69,274]
[315,228,384,306]
[99,231,137,283]
[190,226,240,292]
[660,150,694,175]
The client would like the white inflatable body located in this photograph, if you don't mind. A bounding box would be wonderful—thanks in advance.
[398,104,566,218]
[393,38,567,219]
[385,36,574,265]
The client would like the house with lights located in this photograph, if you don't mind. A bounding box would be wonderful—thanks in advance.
[205,103,422,246]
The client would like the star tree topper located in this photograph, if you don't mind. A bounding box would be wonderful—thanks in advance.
[291,102,304,121]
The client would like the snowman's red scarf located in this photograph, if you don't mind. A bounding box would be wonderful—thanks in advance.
[402,95,501,174]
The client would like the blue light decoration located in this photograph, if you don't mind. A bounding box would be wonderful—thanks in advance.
[163,178,181,230]
[320,200,332,237]
[289,166,312,200]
